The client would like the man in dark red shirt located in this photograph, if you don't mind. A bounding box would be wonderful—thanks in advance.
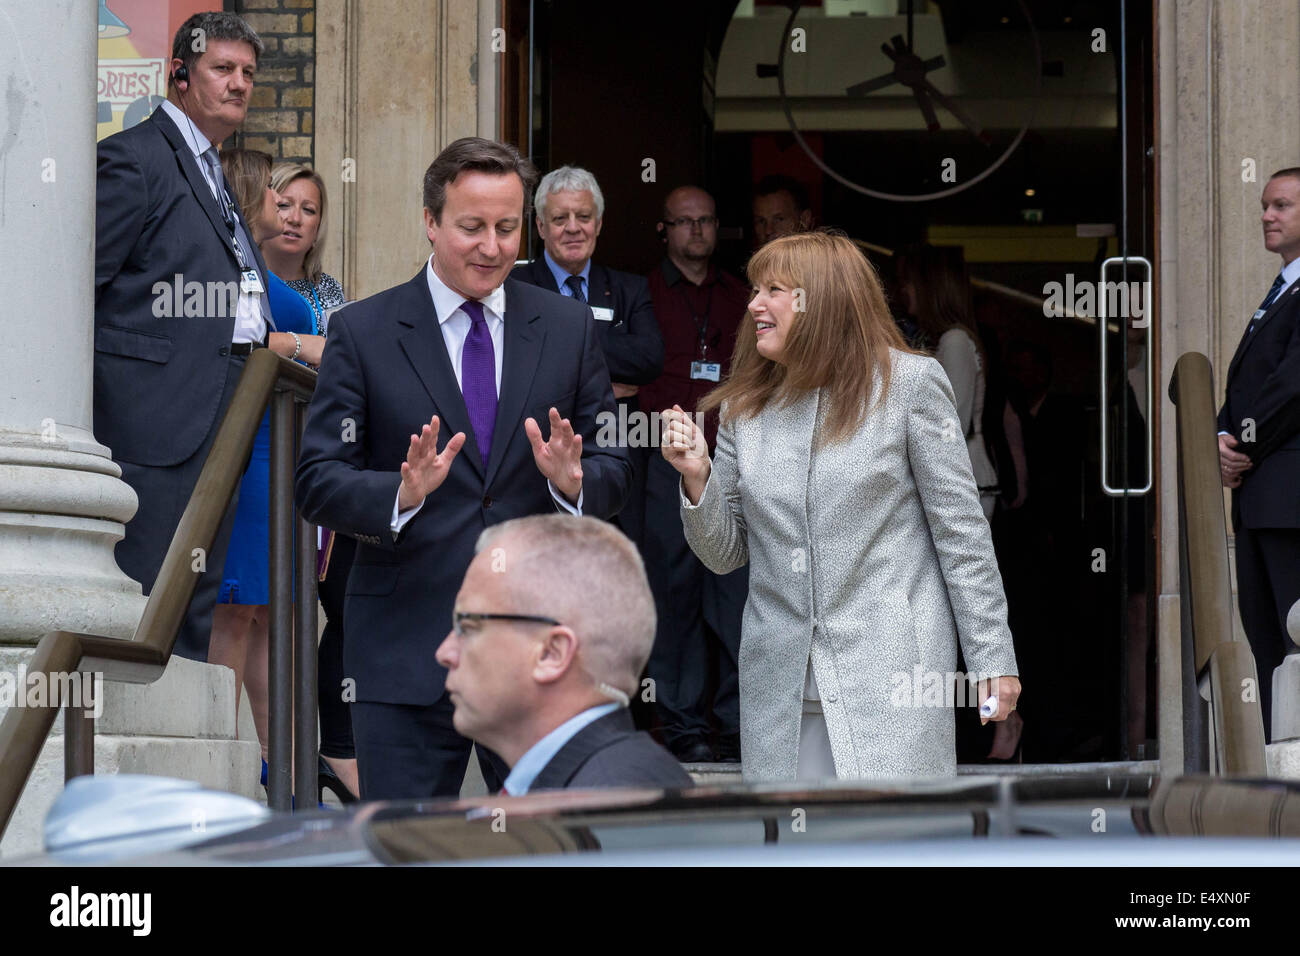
[639,185,751,763]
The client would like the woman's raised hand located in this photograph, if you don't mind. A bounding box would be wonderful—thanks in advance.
[660,405,711,504]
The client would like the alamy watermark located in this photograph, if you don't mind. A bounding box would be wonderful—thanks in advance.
[1042,274,1150,327]
[0,666,102,718]
[152,274,239,318]
[889,666,1003,709]
[595,406,706,450]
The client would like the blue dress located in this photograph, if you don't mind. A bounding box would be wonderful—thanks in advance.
[219,274,316,605]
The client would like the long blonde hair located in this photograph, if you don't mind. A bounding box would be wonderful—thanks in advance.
[699,230,915,444]
[270,162,329,284]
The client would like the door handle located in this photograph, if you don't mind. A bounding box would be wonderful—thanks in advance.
[1099,255,1153,497]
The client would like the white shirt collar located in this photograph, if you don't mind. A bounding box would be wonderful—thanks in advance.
[158,99,213,160]
[425,254,507,324]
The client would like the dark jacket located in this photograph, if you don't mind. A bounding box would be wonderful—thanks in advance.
[94,107,269,467]
[294,273,631,705]
[1217,276,1300,528]
[530,708,694,791]
[511,258,664,392]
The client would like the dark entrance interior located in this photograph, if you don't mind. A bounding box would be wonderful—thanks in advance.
[508,0,1157,764]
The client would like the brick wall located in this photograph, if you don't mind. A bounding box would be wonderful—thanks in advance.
[228,0,315,164]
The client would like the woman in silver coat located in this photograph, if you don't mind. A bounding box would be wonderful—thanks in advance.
[660,231,1021,781]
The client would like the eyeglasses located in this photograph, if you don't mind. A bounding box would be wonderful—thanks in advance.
[662,216,719,230]
[452,611,560,638]
[448,611,631,706]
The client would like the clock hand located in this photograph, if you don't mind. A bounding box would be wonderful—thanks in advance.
[920,78,994,145]
[846,54,944,98]
[846,71,901,97]
[912,86,940,132]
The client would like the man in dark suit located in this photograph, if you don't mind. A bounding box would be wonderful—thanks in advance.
[638,186,751,764]
[295,138,631,800]
[511,165,663,548]
[436,514,692,794]
[1218,166,1300,742]
[95,12,270,662]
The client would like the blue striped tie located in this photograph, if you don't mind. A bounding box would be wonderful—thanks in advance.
[564,274,586,303]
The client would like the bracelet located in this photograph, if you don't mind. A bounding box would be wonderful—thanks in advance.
[289,332,302,361]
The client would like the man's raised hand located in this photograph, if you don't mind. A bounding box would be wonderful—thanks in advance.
[398,415,465,511]
[526,407,583,504]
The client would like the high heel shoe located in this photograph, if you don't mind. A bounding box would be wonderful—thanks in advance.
[261,758,332,809]
[318,755,357,804]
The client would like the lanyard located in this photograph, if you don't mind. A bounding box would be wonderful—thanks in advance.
[210,176,250,272]
[308,283,323,334]
[674,279,716,360]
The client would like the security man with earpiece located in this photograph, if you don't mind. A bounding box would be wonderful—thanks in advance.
[94,11,269,663]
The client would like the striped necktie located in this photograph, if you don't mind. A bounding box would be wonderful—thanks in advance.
[1249,273,1286,333]
[564,274,586,303]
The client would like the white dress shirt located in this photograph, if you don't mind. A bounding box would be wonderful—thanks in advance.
[390,255,583,533]
[159,99,268,345]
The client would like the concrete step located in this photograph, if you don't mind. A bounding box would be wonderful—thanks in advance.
[1,648,258,859]
[1,730,260,858]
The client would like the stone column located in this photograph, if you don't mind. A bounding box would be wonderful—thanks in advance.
[0,1,260,858]
[1156,0,1300,777]
[315,0,487,300]
[0,1,144,647]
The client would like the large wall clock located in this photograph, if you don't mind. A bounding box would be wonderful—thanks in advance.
[762,0,1043,202]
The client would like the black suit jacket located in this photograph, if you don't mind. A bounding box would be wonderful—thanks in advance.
[530,708,694,791]
[1217,274,1300,529]
[511,259,664,389]
[294,273,631,705]
[94,107,269,467]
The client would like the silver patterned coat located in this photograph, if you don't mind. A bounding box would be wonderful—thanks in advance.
[680,350,1018,780]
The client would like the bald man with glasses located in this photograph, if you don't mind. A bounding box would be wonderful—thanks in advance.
[436,515,692,794]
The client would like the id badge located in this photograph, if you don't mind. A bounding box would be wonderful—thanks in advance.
[590,306,614,322]
[690,361,721,382]
[240,269,265,294]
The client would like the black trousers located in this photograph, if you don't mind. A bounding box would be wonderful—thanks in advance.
[317,531,357,760]
[642,453,747,747]
[351,693,509,800]
[113,360,243,662]
[1234,525,1300,743]
[610,399,650,551]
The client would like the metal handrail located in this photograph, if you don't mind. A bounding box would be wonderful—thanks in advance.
[1167,352,1267,775]
[0,349,318,837]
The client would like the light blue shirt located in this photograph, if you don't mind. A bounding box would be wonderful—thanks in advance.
[543,247,591,300]
[502,702,620,796]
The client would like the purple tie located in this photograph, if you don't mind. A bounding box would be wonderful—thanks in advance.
[459,299,497,465]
